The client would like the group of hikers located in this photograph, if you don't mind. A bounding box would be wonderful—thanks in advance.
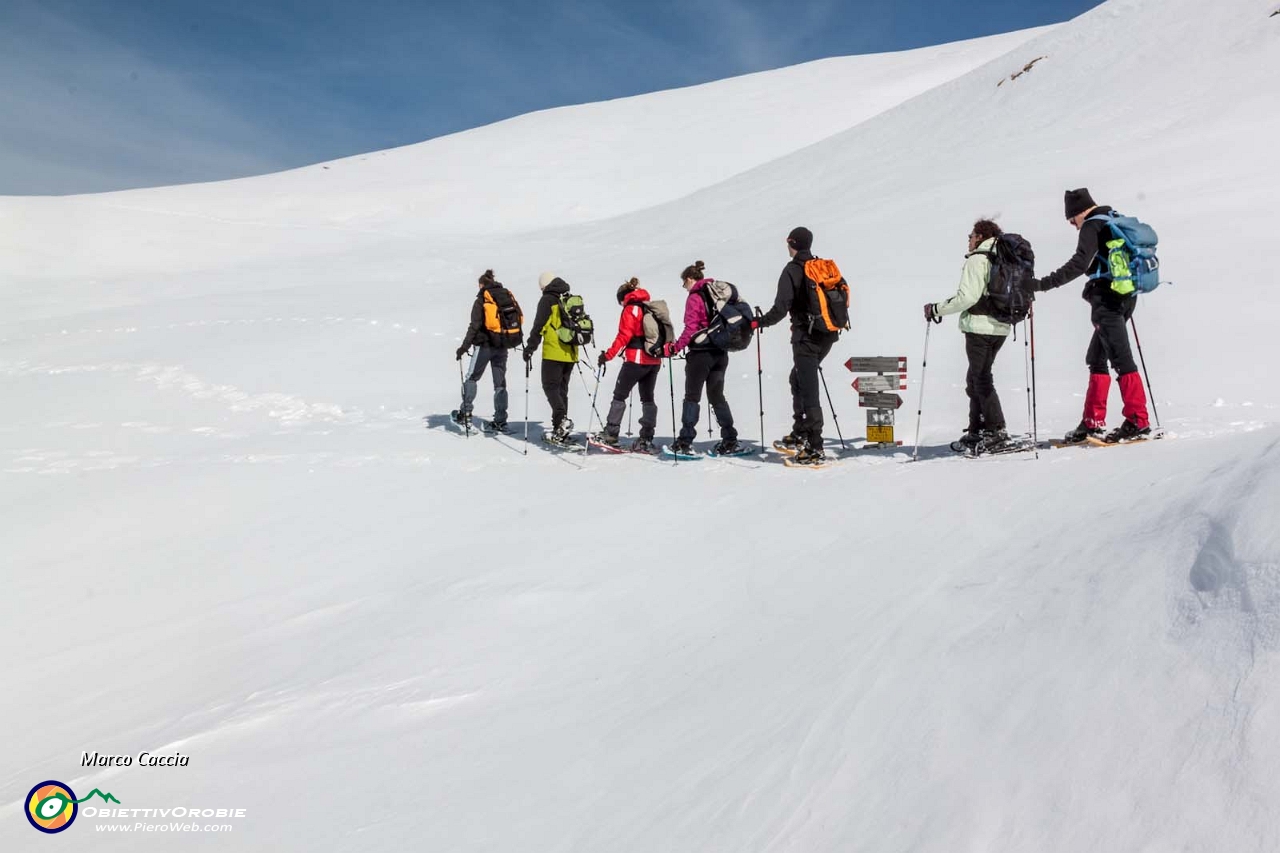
[453,188,1160,465]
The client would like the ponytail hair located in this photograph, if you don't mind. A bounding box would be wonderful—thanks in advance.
[616,276,640,305]
[680,260,706,282]
[478,269,496,286]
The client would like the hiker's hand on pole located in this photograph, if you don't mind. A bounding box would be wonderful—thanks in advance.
[455,346,467,361]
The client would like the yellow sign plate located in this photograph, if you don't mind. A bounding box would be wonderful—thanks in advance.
[867,425,895,443]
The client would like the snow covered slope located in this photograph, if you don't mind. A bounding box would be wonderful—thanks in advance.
[3,1,1280,851]
[1,27,1042,283]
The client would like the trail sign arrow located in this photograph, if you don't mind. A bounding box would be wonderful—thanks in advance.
[858,392,904,409]
[845,356,907,374]
[853,375,907,393]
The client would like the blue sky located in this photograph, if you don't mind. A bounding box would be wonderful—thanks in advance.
[0,0,1105,195]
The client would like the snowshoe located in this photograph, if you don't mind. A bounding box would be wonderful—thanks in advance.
[708,439,753,458]
[542,432,585,453]
[949,431,981,453]
[449,409,473,431]
[1061,420,1105,445]
[587,433,626,453]
[772,433,803,456]
[662,440,703,460]
[482,419,511,435]
[783,446,832,469]
[629,438,658,455]
[1092,419,1154,446]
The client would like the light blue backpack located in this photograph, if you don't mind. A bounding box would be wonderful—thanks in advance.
[1086,211,1161,295]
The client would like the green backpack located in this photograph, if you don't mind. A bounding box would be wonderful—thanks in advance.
[555,293,595,346]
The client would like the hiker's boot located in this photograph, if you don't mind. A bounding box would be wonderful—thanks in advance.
[1103,419,1151,444]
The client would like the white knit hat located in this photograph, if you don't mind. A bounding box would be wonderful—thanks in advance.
[538,271,557,290]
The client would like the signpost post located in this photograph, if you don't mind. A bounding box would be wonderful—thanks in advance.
[845,356,907,448]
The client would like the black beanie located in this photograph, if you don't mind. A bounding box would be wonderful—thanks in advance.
[1064,188,1096,219]
[787,226,813,252]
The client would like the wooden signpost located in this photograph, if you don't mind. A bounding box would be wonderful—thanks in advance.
[845,356,907,447]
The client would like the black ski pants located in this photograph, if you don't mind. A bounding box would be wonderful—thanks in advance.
[540,359,575,429]
[964,332,1007,433]
[605,362,659,441]
[679,349,736,443]
[461,346,508,422]
[1086,297,1138,376]
[789,332,838,451]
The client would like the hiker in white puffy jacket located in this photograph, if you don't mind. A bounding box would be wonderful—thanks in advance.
[924,219,1011,452]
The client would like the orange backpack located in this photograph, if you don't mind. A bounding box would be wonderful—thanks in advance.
[802,258,851,333]
[482,287,524,348]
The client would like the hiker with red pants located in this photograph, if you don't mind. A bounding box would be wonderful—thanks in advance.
[1036,188,1151,444]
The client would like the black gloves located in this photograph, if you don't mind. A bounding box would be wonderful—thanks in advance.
[522,348,534,363]
[455,346,467,361]
[597,352,608,368]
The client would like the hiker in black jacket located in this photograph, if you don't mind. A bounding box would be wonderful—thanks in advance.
[454,269,517,432]
[757,226,840,464]
[1035,188,1150,444]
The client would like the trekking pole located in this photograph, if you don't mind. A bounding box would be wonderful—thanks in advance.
[523,358,531,456]
[667,357,678,462]
[912,321,932,462]
[755,327,765,453]
[1129,317,1161,428]
[1030,306,1040,458]
[589,364,605,439]
[1023,320,1033,436]
[818,365,846,451]
[458,358,471,439]
[626,391,634,437]
[574,358,606,437]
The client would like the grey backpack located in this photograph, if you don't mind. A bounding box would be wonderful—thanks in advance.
[639,300,675,357]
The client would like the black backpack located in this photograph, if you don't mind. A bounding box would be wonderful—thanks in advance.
[970,234,1035,325]
[693,280,756,352]
[482,286,524,348]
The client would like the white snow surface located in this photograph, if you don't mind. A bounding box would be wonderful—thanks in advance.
[4,1,1280,850]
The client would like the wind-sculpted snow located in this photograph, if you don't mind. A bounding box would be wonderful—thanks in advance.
[2,0,1280,850]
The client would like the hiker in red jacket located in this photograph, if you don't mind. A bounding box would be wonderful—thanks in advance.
[592,278,662,453]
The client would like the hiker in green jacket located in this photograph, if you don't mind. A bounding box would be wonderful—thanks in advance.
[924,219,1012,452]
[524,272,580,444]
